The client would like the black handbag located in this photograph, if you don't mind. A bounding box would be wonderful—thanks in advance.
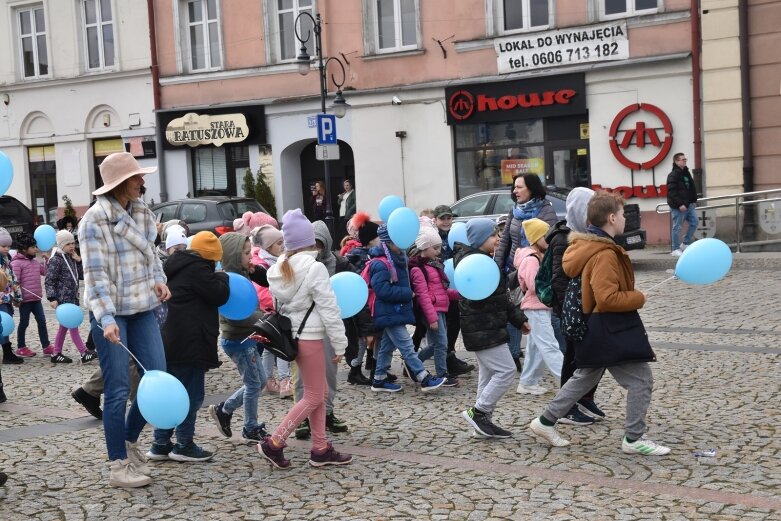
[253,302,315,362]
[574,311,656,368]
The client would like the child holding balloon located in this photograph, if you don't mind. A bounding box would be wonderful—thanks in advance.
[44,231,96,364]
[11,232,53,359]
[0,227,23,365]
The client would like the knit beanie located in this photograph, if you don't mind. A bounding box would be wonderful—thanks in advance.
[358,220,380,246]
[565,187,595,233]
[419,216,436,230]
[253,224,283,251]
[56,230,75,250]
[189,231,223,261]
[377,224,392,244]
[161,220,186,242]
[466,218,496,249]
[0,228,12,247]
[415,226,441,251]
[522,218,550,247]
[165,229,187,250]
[281,209,315,251]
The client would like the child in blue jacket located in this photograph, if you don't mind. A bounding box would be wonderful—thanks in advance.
[369,224,445,393]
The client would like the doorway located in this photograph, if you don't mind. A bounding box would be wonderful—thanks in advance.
[299,140,354,222]
[27,145,58,225]
[549,146,591,188]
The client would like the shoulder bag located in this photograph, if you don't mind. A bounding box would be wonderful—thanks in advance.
[253,301,315,362]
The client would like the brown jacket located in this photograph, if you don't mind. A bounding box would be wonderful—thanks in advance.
[562,231,644,314]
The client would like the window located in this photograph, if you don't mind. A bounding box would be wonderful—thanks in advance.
[600,0,658,19]
[184,0,222,71]
[267,0,315,63]
[18,6,49,78]
[180,202,208,223]
[500,0,550,33]
[451,194,493,219]
[82,0,115,70]
[375,0,417,52]
[154,203,180,223]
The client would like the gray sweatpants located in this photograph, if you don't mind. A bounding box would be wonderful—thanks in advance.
[542,362,653,440]
[474,343,516,414]
[294,337,337,414]
[82,360,141,402]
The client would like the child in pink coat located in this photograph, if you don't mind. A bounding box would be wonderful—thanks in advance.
[410,226,460,386]
[10,232,52,358]
[514,218,563,395]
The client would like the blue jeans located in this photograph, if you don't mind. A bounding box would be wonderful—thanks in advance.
[506,323,522,359]
[90,311,166,461]
[152,364,205,447]
[551,313,566,354]
[418,312,448,377]
[671,203,698,251]
[375,325,428,382]
[18,300,50,348]
[221,338,266,431]
[0,303,13,344]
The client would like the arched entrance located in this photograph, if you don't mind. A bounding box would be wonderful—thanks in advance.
[299,139,354,224]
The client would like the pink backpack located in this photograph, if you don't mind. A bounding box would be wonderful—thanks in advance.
[360,257,392,317]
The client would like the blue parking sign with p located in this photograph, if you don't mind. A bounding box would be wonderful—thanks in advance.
[317,114,337,145]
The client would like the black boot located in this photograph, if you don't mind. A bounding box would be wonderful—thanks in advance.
[0,471,7,487]
[2,342,22,365]
[513,356,523,373]
[0,367,5,403]
[347,365,371,386]
[447,351,475,376]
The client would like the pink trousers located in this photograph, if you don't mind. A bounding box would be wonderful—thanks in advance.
[54,325,86,355]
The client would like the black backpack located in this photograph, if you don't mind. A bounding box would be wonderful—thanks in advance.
[561,275,588,341]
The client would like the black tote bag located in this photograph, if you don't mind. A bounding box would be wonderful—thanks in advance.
[574,311,656,368]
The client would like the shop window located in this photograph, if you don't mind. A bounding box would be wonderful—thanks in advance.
[27,145,57,225]
[81,0,115,70]
[193,145,249,196]
[363,0,419,54]
[266,0,315,63]
[600,0,659,20]
[181,0,222,71]
[497,0,550,33]
[17,5,49,79]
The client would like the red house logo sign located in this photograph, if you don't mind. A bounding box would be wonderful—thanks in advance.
[448,90,475,121]
[609,103,673,170]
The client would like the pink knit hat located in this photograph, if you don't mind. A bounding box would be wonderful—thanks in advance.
[233,211,279,236]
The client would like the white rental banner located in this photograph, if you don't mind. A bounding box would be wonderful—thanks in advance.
[495,21,629,74]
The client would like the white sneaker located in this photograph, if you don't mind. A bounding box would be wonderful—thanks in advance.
[126,441,151,476]
[680,244,688,251]
[108,459,152,488]
[670,249,683,257]
[621,436,671,456]
[529,417,570,447]
[516,383,548,395]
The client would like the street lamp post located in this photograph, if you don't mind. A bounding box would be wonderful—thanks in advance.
[295,12,349,241]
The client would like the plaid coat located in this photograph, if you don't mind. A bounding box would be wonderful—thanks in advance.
[79,196,165,327]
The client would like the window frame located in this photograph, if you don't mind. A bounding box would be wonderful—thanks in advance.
[81,0,116,71]
[17,5,50,79]
[496,0,551,35]
[264,0,316,64]
[182,0,223,72]
[599,0,660,21]
[363,0,421,55]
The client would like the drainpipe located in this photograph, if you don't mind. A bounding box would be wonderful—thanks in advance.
[147,0,168,202]
[690,0,703,194]
[738,0,755,239]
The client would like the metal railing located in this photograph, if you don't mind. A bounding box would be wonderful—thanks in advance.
[656,188,781,252]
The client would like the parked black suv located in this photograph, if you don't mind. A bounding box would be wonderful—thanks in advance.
[151,196,268,236]
[0,196,35,248]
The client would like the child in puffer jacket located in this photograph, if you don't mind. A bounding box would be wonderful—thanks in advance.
[44,230,97,364]
[410,226,460,386]
[0,227,23,364]
[11,232,52,358]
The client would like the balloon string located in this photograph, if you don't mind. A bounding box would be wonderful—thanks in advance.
[21,287,43,299]
[644,275,677,294]
[95,324,148,373]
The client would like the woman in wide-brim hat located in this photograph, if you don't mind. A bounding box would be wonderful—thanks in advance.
[79,152,170,489]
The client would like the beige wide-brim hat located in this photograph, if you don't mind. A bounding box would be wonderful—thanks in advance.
[94,152,157,196]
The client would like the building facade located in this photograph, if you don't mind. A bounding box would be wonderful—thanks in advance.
[0,0,157,219]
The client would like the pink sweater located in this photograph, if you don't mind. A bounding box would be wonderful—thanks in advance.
[11,252,47,303]
[410,263,459,325]
[514,246,549,311]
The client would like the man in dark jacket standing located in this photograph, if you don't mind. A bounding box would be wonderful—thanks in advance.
[666,153,698,256]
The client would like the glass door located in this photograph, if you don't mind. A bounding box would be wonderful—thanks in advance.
[549,146,590,189]
[27,145,58,225]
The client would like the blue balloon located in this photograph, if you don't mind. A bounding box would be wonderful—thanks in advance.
[454,253,500,300]
[387,207,420,249]
[0,311,14,337]
[55,303,84,329]
[34,224,57,251]
[443,258,457,290]
[330,272,368,319]
[674,238,732,285]
[378,195,404,222]
[448,222,469,249]
[0,151,13,196]
[137,370,190,429]
[219,272,258,320]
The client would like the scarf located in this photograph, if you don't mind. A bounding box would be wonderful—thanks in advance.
[513,198,546,248]
[259,249,279,267]
[380,243,399,283]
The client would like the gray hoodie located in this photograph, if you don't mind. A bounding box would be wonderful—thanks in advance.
[312,220,337,276]
[565,187,595,233]
[218,232,264,340]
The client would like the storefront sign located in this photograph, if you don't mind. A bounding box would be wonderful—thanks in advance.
[501,158,544,184]
[609,103,673,170]
[445,74,585,125]
[495,21,628,74]
[165,113,249,147]
[592,184,668,199]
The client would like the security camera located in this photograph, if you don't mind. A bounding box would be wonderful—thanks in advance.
[391,96,402,106]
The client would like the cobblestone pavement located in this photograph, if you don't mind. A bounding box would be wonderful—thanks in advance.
[1,262,780,520]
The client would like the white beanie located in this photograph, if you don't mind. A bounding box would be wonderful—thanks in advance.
[414,226,441,251]
[165,229,187,250]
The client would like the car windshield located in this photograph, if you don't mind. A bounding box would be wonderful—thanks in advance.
[0,199,30,219]
[218,200,264,219]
